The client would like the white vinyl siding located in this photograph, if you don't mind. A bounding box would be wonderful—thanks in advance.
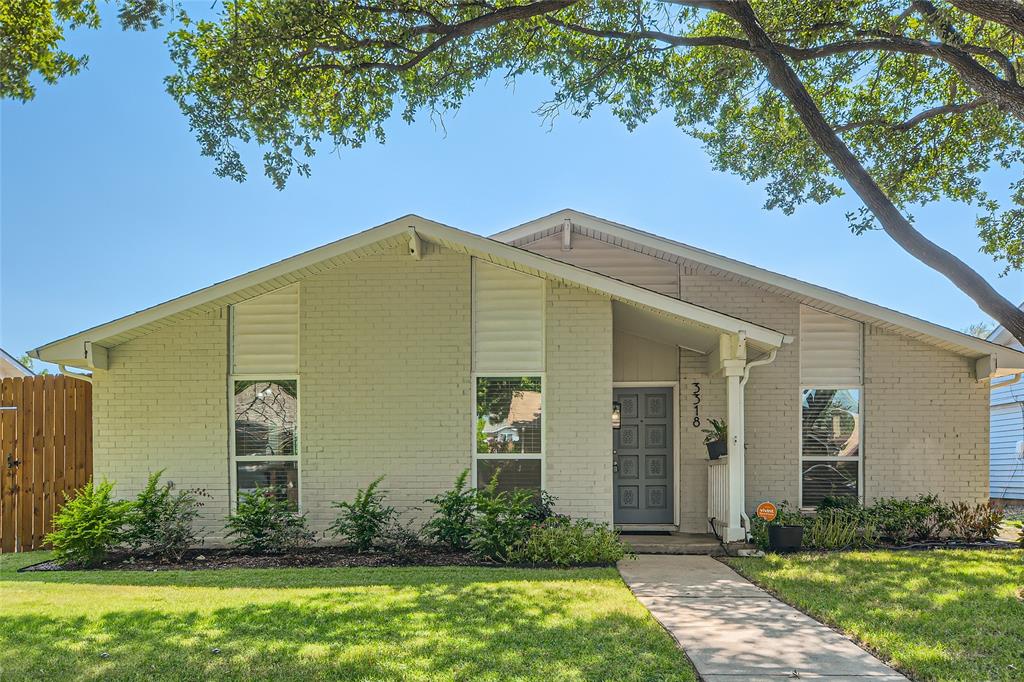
[800,305,862,386]
[231,284,299,374]
[473,260,544,372]
[517,229,680,298]
[991,379,1024,499]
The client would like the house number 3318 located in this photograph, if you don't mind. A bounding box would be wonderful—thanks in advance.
[691,382,701,428]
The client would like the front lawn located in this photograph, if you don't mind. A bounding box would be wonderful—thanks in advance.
[0,551,695,681]
[727,549,1024,682]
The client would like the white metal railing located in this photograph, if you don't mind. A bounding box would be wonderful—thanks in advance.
[707,457,729,534]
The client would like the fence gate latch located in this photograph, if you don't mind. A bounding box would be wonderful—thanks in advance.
[6,453,19,469]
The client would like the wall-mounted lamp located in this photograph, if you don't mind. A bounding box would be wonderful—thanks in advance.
[612,401,622,429]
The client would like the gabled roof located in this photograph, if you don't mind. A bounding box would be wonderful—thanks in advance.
[493,208,1024,376]
[0,347,34,378]
[30,214,791,368]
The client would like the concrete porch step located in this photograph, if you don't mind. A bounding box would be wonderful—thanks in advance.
[621,532,753,556]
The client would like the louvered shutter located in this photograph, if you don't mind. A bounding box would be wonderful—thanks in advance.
[232,284,299,374]
[800,306,862,386]
[473,260,544,372]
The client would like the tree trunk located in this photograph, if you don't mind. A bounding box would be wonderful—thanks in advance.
[723,1,1024,346]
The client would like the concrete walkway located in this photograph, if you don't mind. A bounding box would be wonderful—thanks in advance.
[619,555,907,681]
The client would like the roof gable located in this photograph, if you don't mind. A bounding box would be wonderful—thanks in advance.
[493,208,1024,375]
[31,214,791,368]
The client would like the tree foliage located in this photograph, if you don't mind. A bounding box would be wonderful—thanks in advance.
[4,1,1024,337]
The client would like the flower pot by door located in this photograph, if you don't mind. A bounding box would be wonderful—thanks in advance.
[706,439,727,460]
[768,525,804,553]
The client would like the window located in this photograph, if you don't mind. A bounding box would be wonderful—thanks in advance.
[232,379,299,508]
[800,388,861,508]
[474,376,542,493]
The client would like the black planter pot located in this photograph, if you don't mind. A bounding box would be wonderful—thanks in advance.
[706,439,727,460]
[768,525,804,553]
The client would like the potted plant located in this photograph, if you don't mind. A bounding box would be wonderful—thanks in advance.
[702,418,728,460]
[767,504,804,553]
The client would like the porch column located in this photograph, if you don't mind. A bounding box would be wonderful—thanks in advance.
[720,334,747,542]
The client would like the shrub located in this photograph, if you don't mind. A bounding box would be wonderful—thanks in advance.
[46,480,132,567]
[949,502,1004,542]
[123,470,206,562]
[329,476,397,552]
[225,489,314,554]
[871,495,951,544]
[803,509,865,550]
[377,518,422,562]
[513,518,630,566]
[423,469,477,550]
[525,490,565,523]
[469,473,537,561]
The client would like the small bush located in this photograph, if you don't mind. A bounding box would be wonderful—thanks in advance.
[329,476,397,552]
[513,518,630,566]
[871,495,951,544]
[377,518,422,562]
[46,480,132,567]
[470,473,537,561]
[949,502,1004,542]
[803,509,865,550]
[749,501,804,551]
[123,470,206,562]
[423,469,477,550]
[225,489,314,554]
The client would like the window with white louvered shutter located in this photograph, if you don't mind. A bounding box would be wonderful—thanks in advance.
[799,305,863,508]
[231,284,299,374]
[800,306,862,386]
[473,260,544,372]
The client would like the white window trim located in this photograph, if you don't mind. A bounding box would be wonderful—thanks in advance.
[798,385,864,510]
[228,373,302,511]
[471,371,546,490]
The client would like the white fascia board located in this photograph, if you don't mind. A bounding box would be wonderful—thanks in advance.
[493,208,1024,368]
[31,213,790,368]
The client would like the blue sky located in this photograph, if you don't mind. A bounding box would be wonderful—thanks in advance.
[2,8,1021,370]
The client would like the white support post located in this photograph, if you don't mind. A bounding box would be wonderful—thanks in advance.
[720,333,747,543]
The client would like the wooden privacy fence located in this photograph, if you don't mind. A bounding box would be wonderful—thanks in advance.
[0,376,92,553]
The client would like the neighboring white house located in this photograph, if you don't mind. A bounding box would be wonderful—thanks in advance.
[0,348,34,379]
[988,309,1024,505]
[29,210,1024,543]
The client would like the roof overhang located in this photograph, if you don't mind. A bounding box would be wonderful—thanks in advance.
[493,208,1024,378]
[30,215,791,369]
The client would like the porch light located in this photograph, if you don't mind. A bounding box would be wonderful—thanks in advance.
[612,402,622,429]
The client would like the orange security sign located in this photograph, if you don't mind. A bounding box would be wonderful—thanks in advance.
[756,502,778,522]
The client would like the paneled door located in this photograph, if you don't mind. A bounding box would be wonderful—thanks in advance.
[613,387,673,525]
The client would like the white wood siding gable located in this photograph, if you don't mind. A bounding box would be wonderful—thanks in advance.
[800,305,863,386]
[518,228,680,298]
[231,284,299,374]
[473,260,544,372]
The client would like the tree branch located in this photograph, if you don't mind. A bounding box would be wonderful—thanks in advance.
[719,0,1024,341]
[948,0,1024,38]
[834,96,989,132]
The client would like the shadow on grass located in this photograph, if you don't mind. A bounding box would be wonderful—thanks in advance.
[0,560,693,681]
[728,549,1024,681]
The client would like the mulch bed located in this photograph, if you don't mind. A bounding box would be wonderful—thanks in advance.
[20,545,503,572]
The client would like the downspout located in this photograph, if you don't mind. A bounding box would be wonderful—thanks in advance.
[736,348,780,539]
[58,364,93,383]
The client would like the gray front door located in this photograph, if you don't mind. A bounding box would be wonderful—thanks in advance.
[613,387,673,524]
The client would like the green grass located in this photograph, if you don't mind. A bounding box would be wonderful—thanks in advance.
[0,552,695,682]
[727,550,1024,682]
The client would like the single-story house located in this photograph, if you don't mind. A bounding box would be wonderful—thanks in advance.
[987,311,1024,506]
[29,210,1024,542]
[0,347,34,379]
